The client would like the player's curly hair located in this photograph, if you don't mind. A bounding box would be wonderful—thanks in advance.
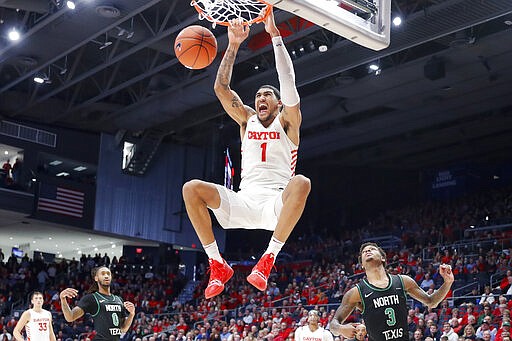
[359,242,387,267]
[87,266,110,293]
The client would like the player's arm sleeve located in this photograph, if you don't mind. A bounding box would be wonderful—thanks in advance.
[272,36,300,107]
[77,294,98,316]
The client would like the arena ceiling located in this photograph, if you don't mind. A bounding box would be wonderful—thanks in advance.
[1,0,512,170]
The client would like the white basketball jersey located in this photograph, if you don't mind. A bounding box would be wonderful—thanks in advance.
[240,113,298,190]
[26,309,52,341]
[295,326,333,341]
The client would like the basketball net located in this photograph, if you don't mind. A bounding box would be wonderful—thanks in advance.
[191,0,272,27]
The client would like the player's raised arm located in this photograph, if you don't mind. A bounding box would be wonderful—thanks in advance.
[120,301,136,333]
[262,10,301,145]
[214,19,255,128]
[401,264,454,308]
[59,288,85,322]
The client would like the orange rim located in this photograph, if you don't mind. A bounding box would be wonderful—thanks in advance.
[192,1,272,26]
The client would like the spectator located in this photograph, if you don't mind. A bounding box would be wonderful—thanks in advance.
[461,304,479,327]
[345,325,367,341]
[440,322,458,341]
[476,321,497,341]
[420,273,434,291]
[2,160,11,177]
[412,329,424,341]
[496,321,511,341]
[462,325,477,340]
[479,286,496,306]
[479,305,496,325]
[11,158,22,184]
[425,324,441,341]
[0,328,12,341]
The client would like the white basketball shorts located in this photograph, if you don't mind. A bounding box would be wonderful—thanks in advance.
[209,184,284,231]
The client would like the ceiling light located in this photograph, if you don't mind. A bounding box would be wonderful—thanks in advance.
[66,1,76,10]
[33,73,51,84]
[369,63,380,71]
[74,166,87,171]
[49,237,52,240]
[56,172,70,177]
[254,65,259,70]
[49,160,62,166]
[393,16,402,26]
[8,28,20,41]
[4,151,8,155]
[504,20,512,26]
[9,237,13,240]
[318,45,328,52]
[34,76,45,84]
[112,244,116,248]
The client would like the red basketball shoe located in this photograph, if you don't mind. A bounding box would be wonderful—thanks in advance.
[247,253,275,291]
[205,258,233,299]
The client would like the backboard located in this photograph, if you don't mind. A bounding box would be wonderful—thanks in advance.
[265,0,391,50]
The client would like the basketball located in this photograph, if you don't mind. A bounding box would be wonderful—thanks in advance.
[174,25,217,69]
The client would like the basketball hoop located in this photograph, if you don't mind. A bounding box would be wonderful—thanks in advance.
[191,0,272,27]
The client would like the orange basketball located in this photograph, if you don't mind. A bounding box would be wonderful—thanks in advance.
[174,25,217,69]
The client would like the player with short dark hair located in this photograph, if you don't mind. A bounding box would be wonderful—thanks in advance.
[182,8,311,299]
[330,242,454,341]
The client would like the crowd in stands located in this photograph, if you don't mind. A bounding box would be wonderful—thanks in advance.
[0,186,511,341]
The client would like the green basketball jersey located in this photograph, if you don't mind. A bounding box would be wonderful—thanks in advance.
[356,274,409,341]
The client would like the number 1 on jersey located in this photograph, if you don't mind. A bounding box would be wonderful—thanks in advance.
[260,142,267,162]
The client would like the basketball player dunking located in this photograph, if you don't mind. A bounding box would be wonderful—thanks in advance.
[182,8,311,299]
[13,292,56,341]
[330,242,454,341]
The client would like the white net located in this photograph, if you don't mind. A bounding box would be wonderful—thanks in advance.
[191,0,270,26]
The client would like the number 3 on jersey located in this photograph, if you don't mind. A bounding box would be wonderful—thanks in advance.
[260,142,267,162]
[384,307,396,326]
